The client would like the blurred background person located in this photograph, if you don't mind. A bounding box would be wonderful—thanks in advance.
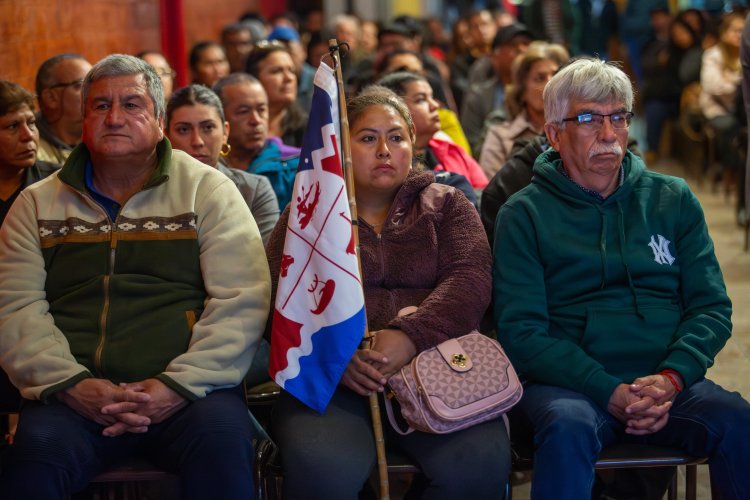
[165,84,279,243]
[245,41,308,147]
[34,53,92,164]
[377,49,472,155]
[213,73,300,211]
[0,80,59,226]
[447,14,476,110]
[305,30,330,69]
[360,20,380,57]
[267,25,316,111]
[699,11,744,190]
[577,0,619,60]
[461,23,534,155]
[480,42,569,178]
[137,51,175,101]
[189,41,230,87]
[378,71,488,190]
[640,8,698,163]
[331,14,361,84]
[521,0,580,55]
[221,22,256,74]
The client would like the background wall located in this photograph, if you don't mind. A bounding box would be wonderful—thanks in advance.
[0,0,268,94]
[0,0,161,92]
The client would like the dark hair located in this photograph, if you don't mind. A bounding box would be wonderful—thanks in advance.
[212,73,263,103]
[347,85,415,145]
[166,84,225,129]
[376,71,426,97]
[306,30,333,64]
[221,22,253,41]
[35,53,87,97]
[189,41,225,72]
[244,41,290,76]
[391,15,423,37]
[0,80,36,117]
[375,48,424,76]
[239,11,266,24]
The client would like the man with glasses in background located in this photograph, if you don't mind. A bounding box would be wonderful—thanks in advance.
[34,53,92,164]
[493,57,750,499]
[221,22,256,74]
[137,51,176,101]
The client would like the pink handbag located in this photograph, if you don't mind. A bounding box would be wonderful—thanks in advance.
[384,332,522,435]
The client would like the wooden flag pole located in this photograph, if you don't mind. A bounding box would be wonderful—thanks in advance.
[328,39,390,500]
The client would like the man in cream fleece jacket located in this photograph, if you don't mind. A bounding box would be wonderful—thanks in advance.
[0,54,271,499]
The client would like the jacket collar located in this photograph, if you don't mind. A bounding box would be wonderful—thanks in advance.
[532,149,644,205]
[58,138,173,192]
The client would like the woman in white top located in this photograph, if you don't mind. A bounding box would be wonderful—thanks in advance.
[699,11,744,179]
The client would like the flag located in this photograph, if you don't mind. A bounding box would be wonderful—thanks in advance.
[269,61,366,413]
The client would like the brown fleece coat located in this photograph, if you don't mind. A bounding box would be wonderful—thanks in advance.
[265,171,491,352]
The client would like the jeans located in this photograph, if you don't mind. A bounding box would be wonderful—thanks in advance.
[0,386,255,499]
[518,379,750,500]
[272,388,511,499]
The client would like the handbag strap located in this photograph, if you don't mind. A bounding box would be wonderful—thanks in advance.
[383,393,414,436]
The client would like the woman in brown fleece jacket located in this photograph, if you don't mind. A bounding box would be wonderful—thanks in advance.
[265,86,510,498]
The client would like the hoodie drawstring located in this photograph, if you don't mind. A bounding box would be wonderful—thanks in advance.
[615,200,644,319]
[598,207,608,289]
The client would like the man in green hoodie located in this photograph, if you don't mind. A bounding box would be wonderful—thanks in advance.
[493,57,750,499]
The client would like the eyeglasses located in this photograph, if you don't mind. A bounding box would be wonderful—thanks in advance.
[253,40,286,51]
[156,69,177,79]
[48,79,84,91]
[560,111,633,132]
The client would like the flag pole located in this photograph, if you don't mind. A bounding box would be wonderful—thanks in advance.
[328,39,390,500]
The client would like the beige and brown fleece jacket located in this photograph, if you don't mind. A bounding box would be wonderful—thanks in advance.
[0,139,271,402]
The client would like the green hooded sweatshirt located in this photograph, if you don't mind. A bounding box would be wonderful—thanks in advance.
[493,149,732,409]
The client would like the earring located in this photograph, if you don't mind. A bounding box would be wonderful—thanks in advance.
[220,143,232,157]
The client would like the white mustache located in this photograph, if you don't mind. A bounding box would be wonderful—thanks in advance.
[588,144,623,158]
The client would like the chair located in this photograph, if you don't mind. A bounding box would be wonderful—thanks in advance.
[77,458,180,500]
[256,439,423,500]
[507,427,710,500]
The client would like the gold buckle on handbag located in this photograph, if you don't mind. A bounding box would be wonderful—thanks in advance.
[451,353,468,367]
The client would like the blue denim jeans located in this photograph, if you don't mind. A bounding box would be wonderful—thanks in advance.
[0,385,255,499]
[518,379,750,500]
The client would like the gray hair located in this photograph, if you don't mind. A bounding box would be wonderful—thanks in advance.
[82,54,165,120]
[543,57,633,125]
[331,14,359,32]
[212,72,263,103]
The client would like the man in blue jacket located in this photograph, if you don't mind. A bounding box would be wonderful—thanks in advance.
[493,57,750,499]
[213,73,300,210]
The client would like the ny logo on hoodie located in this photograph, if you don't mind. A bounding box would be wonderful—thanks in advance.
[648,234,675,265]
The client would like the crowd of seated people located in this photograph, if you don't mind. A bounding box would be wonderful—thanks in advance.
[1,5,750,499]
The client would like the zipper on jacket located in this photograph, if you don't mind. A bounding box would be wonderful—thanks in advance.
[86,184,160,375]
[93,238,116,375]
[71,190,115,377]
